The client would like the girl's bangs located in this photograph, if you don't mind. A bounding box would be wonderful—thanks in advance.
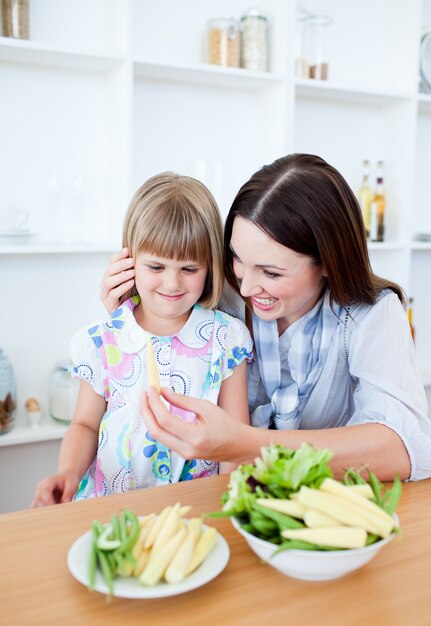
[139,212,210,266]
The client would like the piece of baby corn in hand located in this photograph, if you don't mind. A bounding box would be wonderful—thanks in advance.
[140,528,187,586]
[185,526,218,576]
[164,519,201,584]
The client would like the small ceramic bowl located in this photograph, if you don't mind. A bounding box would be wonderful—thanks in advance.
[232,516,397,581]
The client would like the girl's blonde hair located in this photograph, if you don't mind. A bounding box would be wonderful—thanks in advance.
[122,172,224,309]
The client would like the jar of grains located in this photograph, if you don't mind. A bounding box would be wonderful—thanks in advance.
[49,360,80,424]
[1,0,29,39]
[240,7,268,71]
[0,348,17,435]
[207,18,240,68]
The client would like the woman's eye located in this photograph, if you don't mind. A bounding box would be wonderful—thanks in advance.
[263,270,280,279]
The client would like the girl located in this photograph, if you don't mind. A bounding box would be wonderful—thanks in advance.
[33,173,252,506]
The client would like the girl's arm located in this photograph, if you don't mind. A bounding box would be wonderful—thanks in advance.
[32,381,106,506]
[141,388,411,481]
[216,360,249,474]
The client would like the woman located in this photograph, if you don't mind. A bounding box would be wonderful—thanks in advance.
[101,154,431,480]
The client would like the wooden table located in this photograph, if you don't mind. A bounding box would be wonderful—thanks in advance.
[1,476,430,626]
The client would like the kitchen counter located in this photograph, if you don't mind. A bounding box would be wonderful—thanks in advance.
[1,475,430,626]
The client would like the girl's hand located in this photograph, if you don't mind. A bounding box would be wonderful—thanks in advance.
[32,472,80,507]
[141,387,248,463]
[100,248,135,314]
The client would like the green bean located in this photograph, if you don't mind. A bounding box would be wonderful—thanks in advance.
[273,539,319,554]
[119,510,140,553]
[250,511,278,536]
[91,520,104,536]
[106,551,117,575]
[111,514,121,541]
[97,550,114,597]
[344,468,367,485]
[367,469,384,506]
[205,509,236,518]
[365,533,379,546]
[383,476,402,515]
[239,522,255,534]
[88,538,98,591]
[119,513,128,544]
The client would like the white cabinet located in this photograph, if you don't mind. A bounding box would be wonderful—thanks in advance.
[1,0,431,508]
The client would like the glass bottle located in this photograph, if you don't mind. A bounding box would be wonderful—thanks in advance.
[240,7,268,72]
[308,12,332,80]
[49,360,80,424]
[295,6,310,79]
[0,348,17,435]
[206,18,240,68]
[357,160,373,238]
[369,161,386,242]
[1,0,29,39]
[407,298,415,343]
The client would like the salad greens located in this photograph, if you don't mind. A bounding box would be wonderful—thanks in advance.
[210,443,401,549]
[221,443,333,517]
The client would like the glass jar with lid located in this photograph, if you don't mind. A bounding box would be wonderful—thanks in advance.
[0,348,17,435]
[207,18,240,68]
[49,360,80,424]
[307,12,333,80]
[295,6,310,79]
[240,7,268,72]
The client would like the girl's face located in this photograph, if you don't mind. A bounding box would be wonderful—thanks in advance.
[230,217,326,333]
[134,251,208,332]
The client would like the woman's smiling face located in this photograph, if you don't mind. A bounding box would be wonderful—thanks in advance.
[230,217,326,332]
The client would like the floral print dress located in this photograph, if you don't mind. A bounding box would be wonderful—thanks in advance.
[71,296,252,499]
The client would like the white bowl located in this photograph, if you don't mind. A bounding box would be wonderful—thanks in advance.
[232,516,397,581]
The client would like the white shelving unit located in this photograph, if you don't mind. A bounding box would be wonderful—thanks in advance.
[1,0,431,510]
[0,415,67,448]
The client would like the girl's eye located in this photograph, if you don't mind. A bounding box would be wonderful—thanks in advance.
[147,265,163,271]
[182,267,199,273]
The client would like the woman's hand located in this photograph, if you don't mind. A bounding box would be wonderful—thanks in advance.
[141,387,251,463]
[32,472,80,507]
[100,248,135,313]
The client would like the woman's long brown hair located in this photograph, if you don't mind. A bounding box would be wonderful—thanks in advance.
[224,153,403,307]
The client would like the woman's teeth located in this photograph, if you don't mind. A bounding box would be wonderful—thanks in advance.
[254,297,276,305]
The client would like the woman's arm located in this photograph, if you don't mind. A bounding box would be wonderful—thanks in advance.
[100,248,135,313]
[217,360,249,474]
[32,381,106,506]
[141,387,411,481]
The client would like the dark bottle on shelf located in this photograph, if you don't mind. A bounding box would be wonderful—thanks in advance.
[357,159,372,238]
[369,161,386,242]
[407,298,415,343]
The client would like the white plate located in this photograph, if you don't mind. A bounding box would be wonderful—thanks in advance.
[67,524,230,599]
[0,230,36,243]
